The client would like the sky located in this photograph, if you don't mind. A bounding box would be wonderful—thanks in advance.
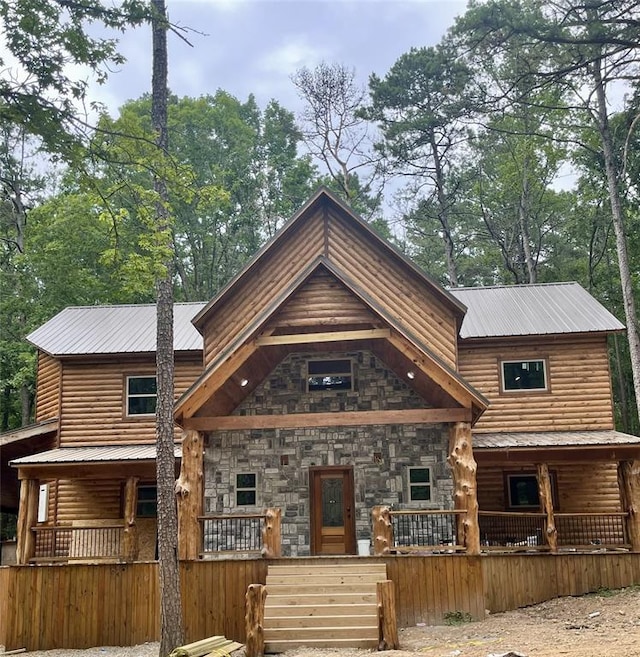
[92,0,469,115]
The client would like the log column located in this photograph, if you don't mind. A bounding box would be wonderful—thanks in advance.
[448,422,480,555]
[176,429,204,561]
[618,459,640,552]
[262,507,282,557]
[245,583,266,657]
[372,505,393,555]
[16,477,39,564]
[536,463,557,552]
[122,476,140,562]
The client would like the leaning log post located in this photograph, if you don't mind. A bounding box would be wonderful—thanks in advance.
[448,422,480,555]
[176,429,204,561]
[618,460,640,552]
[377,580,399,650]
[536,463,558,553]
[262,507,282,558]
[245,583,267,657]
[122,476,140,562]
[372,505,393,555]
[16,478,39,564]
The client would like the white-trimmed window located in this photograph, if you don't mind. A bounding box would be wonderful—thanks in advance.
[307,359,353,391]
[236,473,257,506]
[501,359,547,392]
[408,467,432,502]
[126,375,157,416]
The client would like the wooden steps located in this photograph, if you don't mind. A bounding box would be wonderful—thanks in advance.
[263,562,387,652]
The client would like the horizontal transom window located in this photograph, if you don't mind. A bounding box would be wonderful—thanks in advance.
[307,359,353,391]
[501,359,547,392]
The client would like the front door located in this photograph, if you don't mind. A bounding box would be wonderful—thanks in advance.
[309,466,356,555]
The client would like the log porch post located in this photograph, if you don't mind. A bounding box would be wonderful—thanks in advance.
[536,463,558,553]
[245,583,266,657]
[262,507,282,557]
[16,478,39,564]
[617,459,640,553]
[448,421,480,555]
[122,476,139,562]
[372,505,393,555]
[176,429,204,561]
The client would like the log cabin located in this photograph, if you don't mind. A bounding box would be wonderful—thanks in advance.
[8,187,640,563]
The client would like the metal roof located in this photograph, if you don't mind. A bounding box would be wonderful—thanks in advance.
[474,430,640,450]
[0,419,58,447]
[451,282,625,339]
[26,283,624,357]
[27,302,207,356]
[10,444,181,466]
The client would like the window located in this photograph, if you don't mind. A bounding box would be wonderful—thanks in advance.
[307,359,353,391]
[236,473,257,506]
[408,467,432,502]
[507,474,540,509]
[501,359,547,392]
[126,375,157,415]
[136,485,157,517]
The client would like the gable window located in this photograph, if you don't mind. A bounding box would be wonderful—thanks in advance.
[307,359,353,391]
[137,485,157,517]
[501,359,547,392]
[408,467,432,502]
[126,375,157,416]
[236,473,257,506]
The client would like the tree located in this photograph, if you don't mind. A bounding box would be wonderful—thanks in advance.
[454,0,640,426]
[292,62,383,220]
[363,43,475,286]
[150,0,183,654]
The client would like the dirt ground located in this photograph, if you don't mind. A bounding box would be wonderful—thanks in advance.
[17,586,640,657]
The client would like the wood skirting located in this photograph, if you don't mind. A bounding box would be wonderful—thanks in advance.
[3,553,640,652]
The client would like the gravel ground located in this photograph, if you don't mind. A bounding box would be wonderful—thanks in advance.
[17,586,640,657]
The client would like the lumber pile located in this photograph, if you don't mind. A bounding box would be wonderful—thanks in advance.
[169,635,243,657]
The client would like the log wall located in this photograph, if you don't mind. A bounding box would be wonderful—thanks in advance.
[477,463,621,513]
[58,357,202,445]
[35,352,61,422]
[459,336,614,432]
[2,554,640,652]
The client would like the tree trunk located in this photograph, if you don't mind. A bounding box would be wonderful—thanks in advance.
[123,476,139,562]
[16,478,38,564]
[372,505,393,555]
[447,422,480,555]
[593,59,640,426]
[151,1,184,654]
[245,584,266,657]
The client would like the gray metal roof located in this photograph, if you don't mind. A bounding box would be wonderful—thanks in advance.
[26,283,624,357]
[10,444,181,466]
[451,282,625,339]
[474,430,640,450]
[27,302,207,356]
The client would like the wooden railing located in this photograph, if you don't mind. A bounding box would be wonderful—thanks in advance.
[200,508,281,558]
[478,511,548,550]
[555,512,629,549]
[478,511,630,551]
[372,506,466,554]
[32,524,124,562]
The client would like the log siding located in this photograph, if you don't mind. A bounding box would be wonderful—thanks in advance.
[35,353,61,422]
[459,336,614,433]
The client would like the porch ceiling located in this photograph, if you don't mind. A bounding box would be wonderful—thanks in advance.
[473,430,640,464]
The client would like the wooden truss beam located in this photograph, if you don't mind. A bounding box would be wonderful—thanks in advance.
[255,328,390,347]
[183,407,471,431]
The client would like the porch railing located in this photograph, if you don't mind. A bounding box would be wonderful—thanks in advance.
[555,512,629,549]
[32,525,124,562]
[478,511,547,550]
[199,508,281,558]
[374,507,466,553]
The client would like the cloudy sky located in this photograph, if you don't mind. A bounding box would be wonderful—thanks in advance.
[94,0,468,114]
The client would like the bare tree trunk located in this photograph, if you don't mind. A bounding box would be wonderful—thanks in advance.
[593,59,640,426]
[151,1,184,654]
[518,162,536,283]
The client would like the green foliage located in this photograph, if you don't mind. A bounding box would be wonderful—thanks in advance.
[443,610,473,625]
[0,512,17,541]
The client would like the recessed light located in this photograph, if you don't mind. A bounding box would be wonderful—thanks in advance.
[240,378,249,387]
[407,371,415,380]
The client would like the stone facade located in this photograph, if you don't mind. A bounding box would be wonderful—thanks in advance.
[203,350,453,556]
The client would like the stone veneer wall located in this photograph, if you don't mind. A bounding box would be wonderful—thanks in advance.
[203,350,453,556]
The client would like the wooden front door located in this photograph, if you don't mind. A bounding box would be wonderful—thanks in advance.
[309,466,356,555]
